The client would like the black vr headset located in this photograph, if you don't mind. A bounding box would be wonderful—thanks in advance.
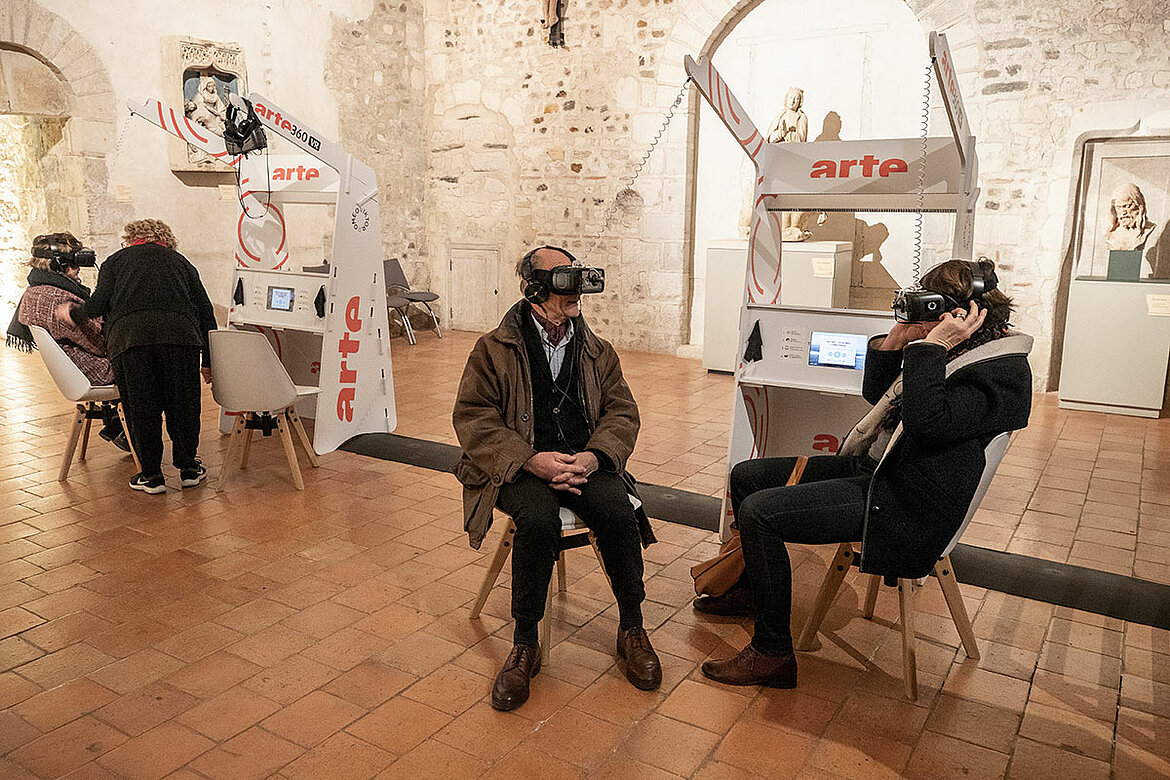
[224,94,268,156]
[891,259,998,323]
[32,237,96,274]
[520,246,605,305]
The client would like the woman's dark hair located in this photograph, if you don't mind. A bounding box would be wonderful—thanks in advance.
[921,257,1014,340]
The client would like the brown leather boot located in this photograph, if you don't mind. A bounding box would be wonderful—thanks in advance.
[617,627,662,691]
[701,644,797,688]
[491,644,541,711]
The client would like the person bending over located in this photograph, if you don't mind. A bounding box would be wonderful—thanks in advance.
[8,233,128,451]
[56,219,216,494]
[702,258,1032,688]
[453,245,661,711]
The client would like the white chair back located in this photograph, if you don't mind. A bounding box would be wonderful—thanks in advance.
[940,431,1013,557]
[29,325,113,402]
[209,329,297,413]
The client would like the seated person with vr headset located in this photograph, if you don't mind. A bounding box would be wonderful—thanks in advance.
[699,258,1032,689]
[453,245,661,712]
[6,233,129,451]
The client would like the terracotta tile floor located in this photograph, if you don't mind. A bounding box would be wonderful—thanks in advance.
[1,329,1168,779]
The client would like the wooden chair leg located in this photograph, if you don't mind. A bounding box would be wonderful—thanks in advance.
[586,532,612,588]
[542,575,554,665]
[862,574,881,620]
[276,413,304,490]
[239,428,255,469]
[936,556,980,660]
[116,402,142,473]
[557,552,567,593]
[217,414,248,492]
[470,520,514,619]
[287,407,319,468]
[795,543,856,651]
[79,408,93,462]
[58,404,86,481]
[898,578,919,700]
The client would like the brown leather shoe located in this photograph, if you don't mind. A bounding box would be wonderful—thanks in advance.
[692,584,756,618]
[616,627,662,691]
[701,644,797,688]
[491,643,541,711]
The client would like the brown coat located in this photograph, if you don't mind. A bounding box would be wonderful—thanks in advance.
[453,301,651,549]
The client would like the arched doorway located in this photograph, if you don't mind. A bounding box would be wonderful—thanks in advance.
[0,2,119,315]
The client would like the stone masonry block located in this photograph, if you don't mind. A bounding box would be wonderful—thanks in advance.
[66,118,115,155]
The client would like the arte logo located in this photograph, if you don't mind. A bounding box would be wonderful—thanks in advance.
[810,156,908,179]
[336,296,362,422]
[253,101,324,154]
[271,166,320,181]
[812,434,840,453]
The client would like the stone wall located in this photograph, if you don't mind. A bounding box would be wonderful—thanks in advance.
[8,0,1170,388]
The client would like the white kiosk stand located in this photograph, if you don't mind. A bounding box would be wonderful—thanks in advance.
[127,96,396,454]
[685,32,981,537]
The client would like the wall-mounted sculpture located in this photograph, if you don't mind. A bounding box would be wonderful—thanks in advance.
[163,37,246,172]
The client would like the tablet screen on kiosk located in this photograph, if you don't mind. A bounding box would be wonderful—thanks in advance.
[267,286,295,312]
[808,331,867,370]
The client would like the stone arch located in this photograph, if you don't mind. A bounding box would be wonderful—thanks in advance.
[655,0,982,343]
[0,1,124,247]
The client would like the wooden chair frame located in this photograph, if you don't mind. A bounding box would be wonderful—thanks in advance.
[218,405,319,491]
[60,400,141,481]
[469,513,609,664]
[795,543,979,700]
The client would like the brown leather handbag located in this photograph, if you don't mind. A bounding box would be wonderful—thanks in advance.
[691,456,808,597]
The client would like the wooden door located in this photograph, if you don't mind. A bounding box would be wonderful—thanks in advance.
[447,245,500,332]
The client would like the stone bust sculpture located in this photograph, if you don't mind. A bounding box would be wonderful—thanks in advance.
[1104,182,1158,251]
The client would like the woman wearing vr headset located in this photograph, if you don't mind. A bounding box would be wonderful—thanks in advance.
[6,233,128,451]
[700,258,1032,689]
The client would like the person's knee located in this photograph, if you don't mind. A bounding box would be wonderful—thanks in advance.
[738,493,768,534]
[510,504,562,541]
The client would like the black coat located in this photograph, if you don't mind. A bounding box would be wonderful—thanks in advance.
[857,336,1032,578]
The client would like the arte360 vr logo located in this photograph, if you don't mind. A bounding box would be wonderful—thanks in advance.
[253,101,321,151]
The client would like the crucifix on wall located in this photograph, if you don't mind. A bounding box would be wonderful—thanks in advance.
[542,0,565,47]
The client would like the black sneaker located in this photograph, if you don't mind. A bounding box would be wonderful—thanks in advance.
[129,473,166,494]
[110,432,131,453]
[180,461,207,488]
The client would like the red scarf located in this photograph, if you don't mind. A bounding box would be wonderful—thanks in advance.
[531,306,569,346]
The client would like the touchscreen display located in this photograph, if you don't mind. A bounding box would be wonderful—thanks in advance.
[267,286,295,312]
[808,331,867,370]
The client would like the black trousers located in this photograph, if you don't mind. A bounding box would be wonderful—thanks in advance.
[112,345,202,476]
[496,469,645,645]
[731,455,872,655]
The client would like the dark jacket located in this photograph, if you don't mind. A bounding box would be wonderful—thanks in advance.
[857,335,1032,578]
[69,243,217,366]
[452,300,653,550]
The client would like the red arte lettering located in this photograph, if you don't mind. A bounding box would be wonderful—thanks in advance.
[337,388,355,423]
[812,434,839,453]
[336,296,363,422]
[810,157,908,179]
[270,166,322,182]
[345,297,363,330]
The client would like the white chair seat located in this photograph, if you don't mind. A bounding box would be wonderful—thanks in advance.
[28,325,141,479]
[211,329,321,491]
[77,385,121,403]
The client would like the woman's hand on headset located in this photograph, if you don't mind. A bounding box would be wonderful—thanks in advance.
[878,322,931,350]
[923,301,986,351]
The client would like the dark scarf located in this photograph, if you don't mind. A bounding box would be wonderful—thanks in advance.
[5,267,91,352]
[530,305,570,346]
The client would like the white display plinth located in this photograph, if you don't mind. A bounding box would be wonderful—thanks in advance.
[1059,278,1170,417]
[779,241,853,308]
[703,240,749,372]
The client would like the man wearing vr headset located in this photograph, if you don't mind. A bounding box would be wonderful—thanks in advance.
[7,233,128,451]
[700,258,1033,689]
[453,246,661,711]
